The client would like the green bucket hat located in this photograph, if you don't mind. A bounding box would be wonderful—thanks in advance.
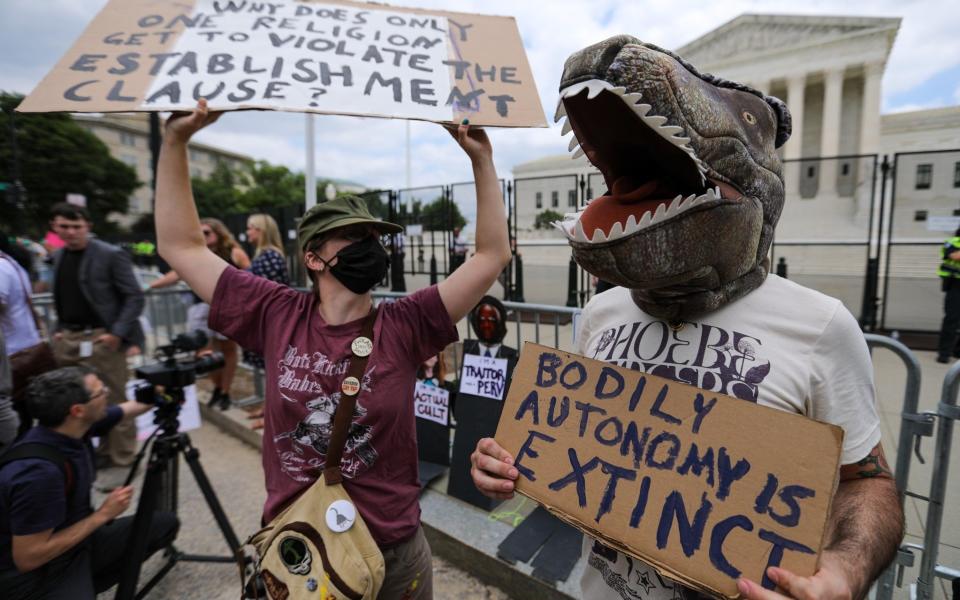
[297,195,403,253]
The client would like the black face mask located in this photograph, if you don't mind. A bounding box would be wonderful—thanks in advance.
[320,236,390,294]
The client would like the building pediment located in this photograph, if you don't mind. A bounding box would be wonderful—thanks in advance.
[676,14,900,66]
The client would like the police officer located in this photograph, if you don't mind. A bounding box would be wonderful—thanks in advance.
[937,227,960,363]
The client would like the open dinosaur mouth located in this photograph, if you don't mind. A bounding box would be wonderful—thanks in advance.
[554,79,741,244]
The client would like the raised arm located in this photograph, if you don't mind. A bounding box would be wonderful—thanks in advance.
[155,99,226,303]
[738,442,902,600]
[148,269,181,289]
[437,122,512,323]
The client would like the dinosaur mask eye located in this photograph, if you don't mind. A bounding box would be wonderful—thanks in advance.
[742,111,757,125]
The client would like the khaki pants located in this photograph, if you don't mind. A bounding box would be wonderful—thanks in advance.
[377,526,433,600]
[53,328,136,465]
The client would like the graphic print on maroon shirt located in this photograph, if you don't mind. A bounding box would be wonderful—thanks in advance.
[209,267,457,545]
[272,347,378,481]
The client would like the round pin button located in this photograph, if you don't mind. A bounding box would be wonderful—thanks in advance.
[351,336,373,357]
[326,500,356,533]
[341,376,360,396]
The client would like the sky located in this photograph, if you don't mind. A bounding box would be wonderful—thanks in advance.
[1,0,959,222]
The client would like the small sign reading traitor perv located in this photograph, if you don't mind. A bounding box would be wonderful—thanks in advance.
[459,354,508,401]
[495,343,844,599]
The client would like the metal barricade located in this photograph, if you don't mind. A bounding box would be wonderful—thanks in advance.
[914,361,960,600]
[371,291,582,380]
[867,334,932,600]
[31,287,582,408]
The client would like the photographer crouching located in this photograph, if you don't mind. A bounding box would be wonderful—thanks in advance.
[0,367,179,599]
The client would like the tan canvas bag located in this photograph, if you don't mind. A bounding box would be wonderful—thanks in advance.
[244,308,385,600]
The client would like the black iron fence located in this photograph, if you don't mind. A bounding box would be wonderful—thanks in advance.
[104,148,957,348]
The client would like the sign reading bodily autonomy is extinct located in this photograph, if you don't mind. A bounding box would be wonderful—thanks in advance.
[18,0,546,127]
[495,343,844,599]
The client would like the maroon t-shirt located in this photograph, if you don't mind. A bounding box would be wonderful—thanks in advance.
[209,267,458,546]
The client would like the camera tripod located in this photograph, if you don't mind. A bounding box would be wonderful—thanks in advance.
[114,389,244,600]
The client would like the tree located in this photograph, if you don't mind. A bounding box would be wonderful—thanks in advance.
[534,209,564,230]
[193,161,245,217]
[239,161,305,210]
[420,196,467,231]
[0,92,140,235]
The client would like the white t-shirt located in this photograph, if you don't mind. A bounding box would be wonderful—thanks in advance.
[576,275,881,600]
[0,254,41,355]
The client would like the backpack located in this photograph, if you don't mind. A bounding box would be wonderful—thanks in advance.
[0,442,76,499]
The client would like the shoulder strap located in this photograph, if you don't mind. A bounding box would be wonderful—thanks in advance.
[323,307,378,486]
[0,442,76,498]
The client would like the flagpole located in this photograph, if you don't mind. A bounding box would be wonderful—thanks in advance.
[306,113,317,209]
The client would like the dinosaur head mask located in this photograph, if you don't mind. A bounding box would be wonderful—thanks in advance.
[555,36,792,320]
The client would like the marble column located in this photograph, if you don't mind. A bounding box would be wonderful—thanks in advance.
[859,62,884,156]
[819,67,845,195]
[784,74,806,195]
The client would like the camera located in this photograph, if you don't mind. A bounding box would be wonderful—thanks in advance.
[133,330,225,404]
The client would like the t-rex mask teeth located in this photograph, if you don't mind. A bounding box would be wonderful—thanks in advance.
[554,35,791,320]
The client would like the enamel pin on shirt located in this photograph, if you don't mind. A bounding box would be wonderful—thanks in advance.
[326,499,356,532]
[351,336,373,357]
[341,376,361,396]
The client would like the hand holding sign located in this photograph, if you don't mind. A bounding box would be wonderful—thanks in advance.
[470,437,518,501]
[165,98,222,144]
[445,120,492,164]
[737,555,855,600]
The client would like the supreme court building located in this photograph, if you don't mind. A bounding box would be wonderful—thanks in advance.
[513,14,960,246]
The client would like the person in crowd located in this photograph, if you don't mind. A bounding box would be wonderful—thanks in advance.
[48,202,144,467]
[0,235,34,280]
[242,214,291,382]
[246,214,290,287]
[0,367,178,599]
[448,226,468,274]
[149,218,251,409]
[416,353,447,388]
[0,330,19,449]
[471,38,900,600]
[0,246,43,439]
[937,226,960,363]
[155,100,510,599]
[417,351,456,421]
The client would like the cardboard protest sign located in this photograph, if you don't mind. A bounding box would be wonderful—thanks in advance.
[495,343,844,599]
[414,381,449,425]
[459,354,508,400]
[18,0,546,127]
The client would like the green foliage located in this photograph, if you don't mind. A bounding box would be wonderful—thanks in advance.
[534,209,564,230]
[357,191,389,220]
[417,196,467,231]
[0,92,141,235]
[239,161,305,210]
[192,160,246,217]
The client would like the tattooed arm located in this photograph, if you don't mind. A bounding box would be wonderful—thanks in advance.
[738,443,903,600]
[820,443,903,597]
